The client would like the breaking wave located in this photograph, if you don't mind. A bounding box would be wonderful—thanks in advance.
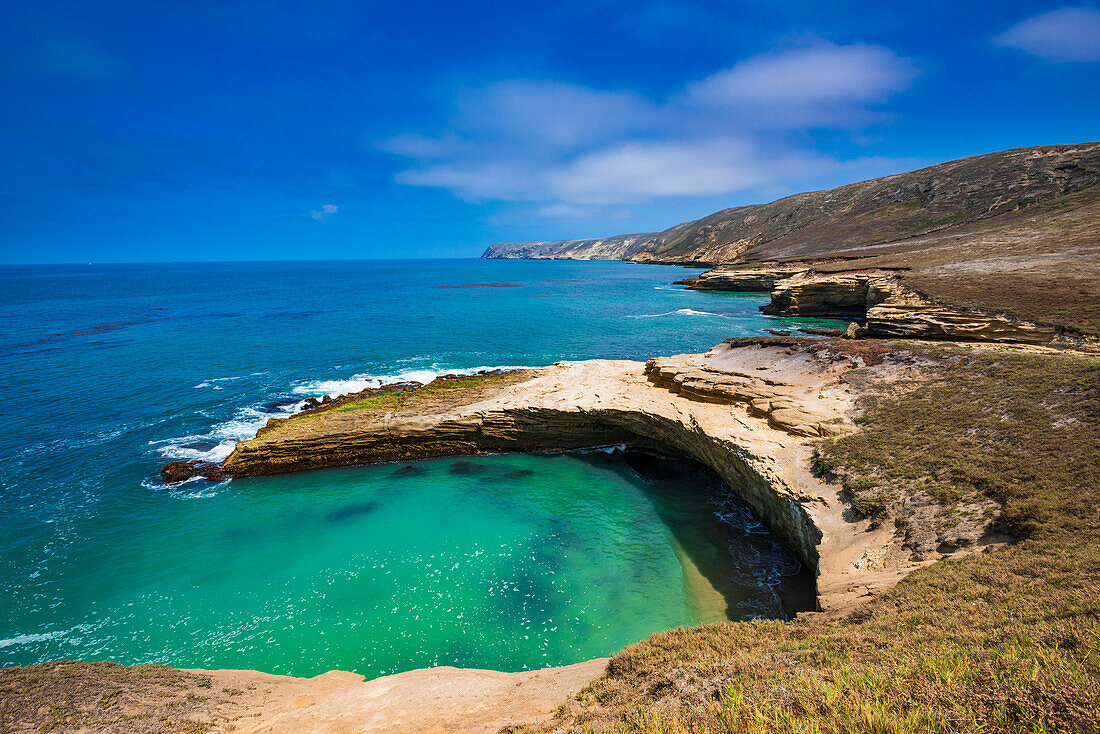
[155,365,534,467]
[627,308,721,318]
[291,365,535,398]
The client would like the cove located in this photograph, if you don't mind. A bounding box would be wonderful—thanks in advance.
[0,449,812,678]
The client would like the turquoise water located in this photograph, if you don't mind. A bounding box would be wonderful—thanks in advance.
[0,259,837,676]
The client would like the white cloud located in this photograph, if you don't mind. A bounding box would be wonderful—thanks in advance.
[310,203,338,219]
[453,81,656,152]
[395,161,542,201]
[382,42,919,209]
[683,42,918,117]
[543,139,826,204]
[994,7,1100,62]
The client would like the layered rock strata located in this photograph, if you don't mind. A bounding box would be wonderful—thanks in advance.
[676,266,800,292]
[643,357,850,438]
[684,266,1087,347]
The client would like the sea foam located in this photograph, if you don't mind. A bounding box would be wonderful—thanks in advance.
[291,365,534,398]
[154,402,304,464]
[0,626,83,648]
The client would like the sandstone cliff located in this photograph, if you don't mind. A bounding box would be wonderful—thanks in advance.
[683,267,1094,349]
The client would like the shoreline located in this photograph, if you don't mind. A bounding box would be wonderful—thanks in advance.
[7,336,1084,732]
[8,337,920,731]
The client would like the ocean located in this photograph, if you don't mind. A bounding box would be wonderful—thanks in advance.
[0,259,842,677]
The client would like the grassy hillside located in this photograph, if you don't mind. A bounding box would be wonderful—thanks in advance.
[486,143,1099,265]
[486,143,1100,338]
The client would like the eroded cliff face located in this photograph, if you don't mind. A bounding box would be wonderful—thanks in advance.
[217,339,953,608]
[677,266,799,292]
[222,359,828,571]
[483,233,662,261]
[761,272,875,320]
[863,279,1061,344]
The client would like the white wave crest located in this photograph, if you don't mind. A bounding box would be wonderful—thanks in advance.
[154,401,304,464]
[291,365,534,398]
[193,375,244,389]
[156,365,533,467]
[627,308,721,318]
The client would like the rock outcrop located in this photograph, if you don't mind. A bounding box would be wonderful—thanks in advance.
[760,271,877,319]
[643,356,850,438]
[863,278,1061,344]
[222,361,832,571]
[676,266,799,292]
[161,460,226,483]
[747,269,1075,346]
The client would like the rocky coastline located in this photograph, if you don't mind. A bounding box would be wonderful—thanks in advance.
[183,337,974,598]
[26,337,960,733]
[10,142,1098,732]
[678,266,1096,349]
[484,143,1100,342]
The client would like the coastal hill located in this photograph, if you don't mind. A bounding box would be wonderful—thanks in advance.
[4,146,1099,734]
[484,143,1100,336]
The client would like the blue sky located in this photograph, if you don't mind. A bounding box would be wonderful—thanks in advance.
[1,1,1098,263]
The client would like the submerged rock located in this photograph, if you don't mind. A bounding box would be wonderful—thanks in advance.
[161,460,226,484]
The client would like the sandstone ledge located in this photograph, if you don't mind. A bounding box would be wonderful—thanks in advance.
[689,265,1099,350]
[0,658,608,734]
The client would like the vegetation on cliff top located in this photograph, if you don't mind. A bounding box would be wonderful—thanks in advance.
[293,371,519,420]
[0,661,221,733]
[542,345,1100,733]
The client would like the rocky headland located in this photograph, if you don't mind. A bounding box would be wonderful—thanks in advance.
[7,143,1099,734]
[219,339,888,578]
[486,143,1100,344]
